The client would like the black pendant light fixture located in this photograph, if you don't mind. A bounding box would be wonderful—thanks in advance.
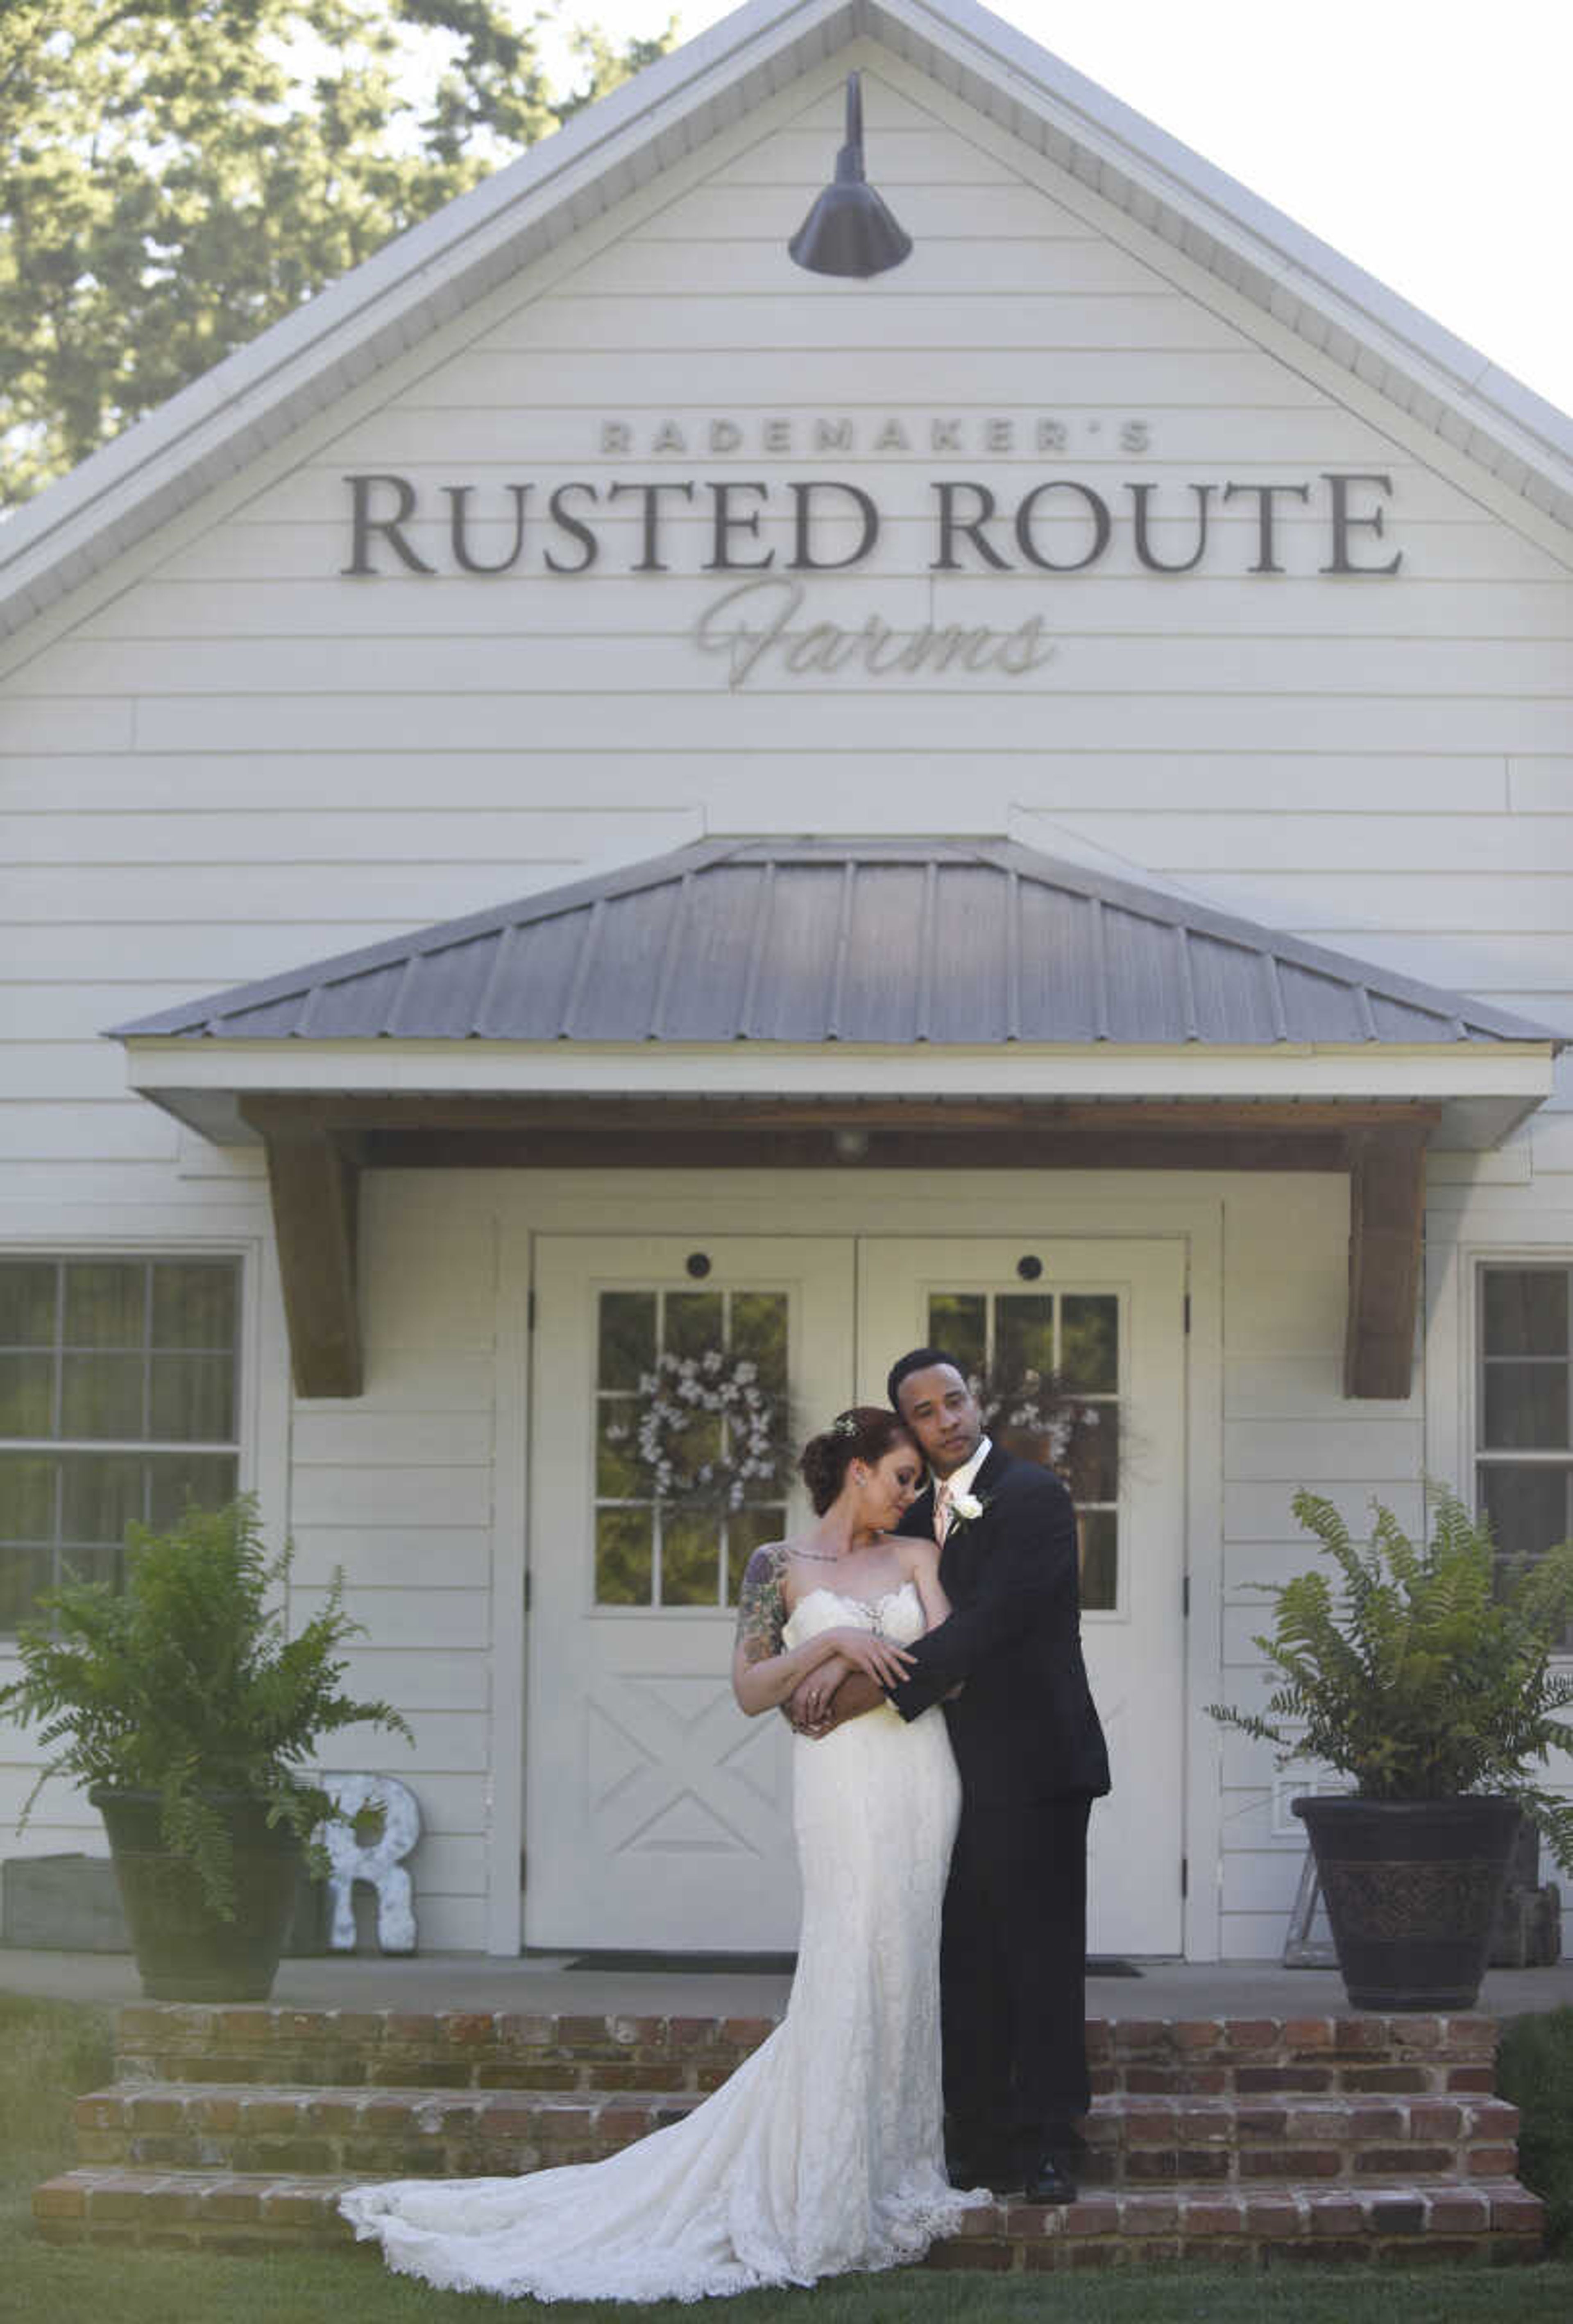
[789,72,913,279]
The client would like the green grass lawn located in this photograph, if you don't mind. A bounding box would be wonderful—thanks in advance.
[4,1987,1572,2324]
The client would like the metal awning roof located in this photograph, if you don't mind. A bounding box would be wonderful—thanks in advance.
[108,839,1561,1404]
[109,836,1559,1053]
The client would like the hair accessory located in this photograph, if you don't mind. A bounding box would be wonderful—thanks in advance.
[832,1411,859,1438]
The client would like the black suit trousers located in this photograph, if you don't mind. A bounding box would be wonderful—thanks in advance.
[940,1788,1093,2153]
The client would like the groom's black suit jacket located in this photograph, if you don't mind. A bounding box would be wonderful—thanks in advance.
[885,1443,1110,1804]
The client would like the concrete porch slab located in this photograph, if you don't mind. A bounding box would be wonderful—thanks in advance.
[3,1946,1571,2022]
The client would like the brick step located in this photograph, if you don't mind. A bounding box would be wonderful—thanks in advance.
[113,2005,1502,2098]
[33,2166,1545,2268]
[72,2081,1524,2189]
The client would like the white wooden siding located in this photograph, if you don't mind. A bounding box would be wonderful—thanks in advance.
[2,50,1570,1955]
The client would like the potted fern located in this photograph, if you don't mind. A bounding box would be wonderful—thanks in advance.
[0,1496,410,2001]
[1210,1487,1573,2010]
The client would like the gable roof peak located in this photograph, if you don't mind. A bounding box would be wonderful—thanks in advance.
[3,0,1571,645]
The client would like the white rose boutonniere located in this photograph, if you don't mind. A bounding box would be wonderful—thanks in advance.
[949,1488,988,1526]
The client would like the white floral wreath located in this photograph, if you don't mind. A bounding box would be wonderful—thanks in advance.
[606,1347,787,1513]
[968,1365,1106,1496]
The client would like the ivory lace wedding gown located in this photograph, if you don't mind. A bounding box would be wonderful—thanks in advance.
[340,1582,977,2301]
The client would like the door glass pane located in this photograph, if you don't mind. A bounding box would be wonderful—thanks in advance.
[1077,1403,1120,1505]
[731,1293,787,1391]
[996,1294,1054,1381]
[596,1400,642,1498]
[927,1292,986,1376]
[665,1292,723,1360]
[727,1505,785,1603]
[662,1511,721,1607]
[1078,1510,1118,1612]
[598,1292,656,1390]
[927,1282,1122,1613]
[593,1285,791,1607]
[1062,1296,1119,1392]
[596,1506,653,1604]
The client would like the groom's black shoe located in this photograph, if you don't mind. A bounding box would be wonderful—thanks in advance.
[1020,2123,1086,2204]
[1021,2149,1079,2204]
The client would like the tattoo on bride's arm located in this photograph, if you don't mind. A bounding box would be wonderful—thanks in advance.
[736,1545,787,1666]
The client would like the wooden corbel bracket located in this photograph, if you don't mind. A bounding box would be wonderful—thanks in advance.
[239,1098,364,1398]
[1343,1123,1430,1400]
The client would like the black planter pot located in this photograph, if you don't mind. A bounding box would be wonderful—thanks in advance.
[91,1788,301,2003]
[1294,1794,1521,2011]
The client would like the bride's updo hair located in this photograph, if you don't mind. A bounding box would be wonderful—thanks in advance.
[798,1406,915,1516]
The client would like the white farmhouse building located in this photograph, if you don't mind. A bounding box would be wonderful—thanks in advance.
[2,0,1569,1962]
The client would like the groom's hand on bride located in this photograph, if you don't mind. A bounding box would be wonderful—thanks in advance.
[785,1661,891,1736]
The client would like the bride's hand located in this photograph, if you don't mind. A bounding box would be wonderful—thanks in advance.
[792,1653,851,1732]
[829,1626,916,1689]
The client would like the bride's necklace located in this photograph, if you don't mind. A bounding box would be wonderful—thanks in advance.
[790,1532,879,1564]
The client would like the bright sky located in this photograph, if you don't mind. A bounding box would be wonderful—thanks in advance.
[547,0,1573,423]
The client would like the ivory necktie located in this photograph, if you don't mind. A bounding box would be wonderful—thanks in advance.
[933,1480,953,1545]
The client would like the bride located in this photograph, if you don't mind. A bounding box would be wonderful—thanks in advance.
[340,1404,982,2301]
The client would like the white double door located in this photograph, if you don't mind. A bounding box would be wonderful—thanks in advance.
[525,1232,1186,1955]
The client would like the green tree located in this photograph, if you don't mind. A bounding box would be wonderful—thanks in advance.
[0,1,675,506]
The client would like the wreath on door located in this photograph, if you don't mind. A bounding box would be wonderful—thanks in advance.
[606,1348,789,1513]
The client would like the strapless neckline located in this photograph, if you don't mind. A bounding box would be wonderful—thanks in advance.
[790,1580,918,1621]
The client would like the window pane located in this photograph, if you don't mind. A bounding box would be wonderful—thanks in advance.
[60,1454,145,1546]
[1480,1463,1571,1564]
[0,1549,52,1630]
[56,1546,125,1595]
[596,1506,653,1604]
[996,1295,1054,1381]
[596,1399,643,1498]
[1079,1509,1118,1612]
[60,1352,144,1439]
[0,1453,55,1540]
[0,1263,57,1348]
[1482,1362,1571,1450]
[0,1352,53,1436]
[662,1512,721,1607]
[63,1263,145,1349]
[1061,1296,1119,1392]
[927,1293,986,1378]
[146,1453,238,1531]
[665,1292,723,1360]
[727,1507,784,1604]
[150,1261,238,1351]
[731,1293,788,1391]
[149,1353,236,1444]
[1483,1270,1568,1358]
[598,1292,656,1391]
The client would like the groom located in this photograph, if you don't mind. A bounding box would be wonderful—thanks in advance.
[793,1347,1108,2203]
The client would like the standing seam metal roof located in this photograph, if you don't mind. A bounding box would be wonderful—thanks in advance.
[106,839,1562,1052]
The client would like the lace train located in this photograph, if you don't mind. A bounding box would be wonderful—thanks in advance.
[341,1583,977,2301]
